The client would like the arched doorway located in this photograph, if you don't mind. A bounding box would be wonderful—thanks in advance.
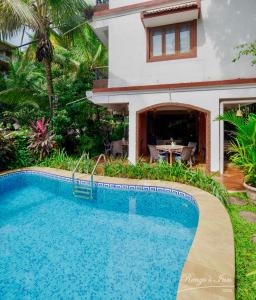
[136,103,211,170]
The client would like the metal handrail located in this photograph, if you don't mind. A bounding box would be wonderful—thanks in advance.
[72,152,88,185]
[92,154,106,176]
[90,154,106,192]
[72,153,106,199]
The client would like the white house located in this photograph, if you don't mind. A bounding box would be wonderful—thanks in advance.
[87,0,256,173]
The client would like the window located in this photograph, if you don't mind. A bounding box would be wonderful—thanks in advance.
[180,24,190,53]
[165,28,175,55]
[152,30,162,56]
[147,21,197,62]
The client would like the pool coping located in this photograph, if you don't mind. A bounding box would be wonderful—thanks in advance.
[0,167,235,300]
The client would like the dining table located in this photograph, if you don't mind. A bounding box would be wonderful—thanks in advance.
[156,144,184,165]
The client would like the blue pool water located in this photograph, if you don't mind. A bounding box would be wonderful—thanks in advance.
[0,172,198,300]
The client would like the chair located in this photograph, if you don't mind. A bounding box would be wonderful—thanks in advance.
[148,145,159,163]
[174,146,193,167]
[111,140,123,157]
[188,142,197,163]
[148,145,168,163]
[104,141,112,156]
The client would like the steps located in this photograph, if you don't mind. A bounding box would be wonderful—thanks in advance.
[72,153,106,201]
[73,183,93,200]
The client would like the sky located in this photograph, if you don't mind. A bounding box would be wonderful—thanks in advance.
[5,28,32,50]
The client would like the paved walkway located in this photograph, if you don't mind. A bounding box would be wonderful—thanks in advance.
[214,166,244,191]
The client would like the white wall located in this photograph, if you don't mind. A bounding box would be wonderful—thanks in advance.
[109,0,148,9]
[90,0,256,172]
[89,86,256,171]
[106,0,256,87]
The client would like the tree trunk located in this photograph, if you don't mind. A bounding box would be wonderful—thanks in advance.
[43,58,54,114]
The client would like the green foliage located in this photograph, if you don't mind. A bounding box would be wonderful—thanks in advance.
[50,102,108,156]
[0,127,35,170]
[39,154,228,205]
[218,112,256,187]
[105,159,228,205]
[233,41,256,66]
[51,110,71,147]
[0,132,16,171]
[11,130,33,168]
[0,55,46,105]
[0,45,111,156]
[0,55,48,127]
[29,118,56,160]
[78,135,103,157]
[39,149,94,173]
[3,108,47,128]
[228,192,256,299]
[0,3,113,159]
[0,73,6,91]
[110,121,126,141]
[0,0,92,103]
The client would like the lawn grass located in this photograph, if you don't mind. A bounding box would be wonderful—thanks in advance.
[228,193,256,299]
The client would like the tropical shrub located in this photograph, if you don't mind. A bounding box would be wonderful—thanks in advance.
[0,132,15,171]
[110,121,127,141]
[40,150,94,173]
[218,112,256,187]
[11,130,33,168]
[51,110,72,148]
[104,159,228,205]
[29,118,56,160]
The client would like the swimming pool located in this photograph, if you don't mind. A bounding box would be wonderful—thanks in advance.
[0,171,199,300]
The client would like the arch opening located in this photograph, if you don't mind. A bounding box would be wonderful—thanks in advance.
[136,103,211,170]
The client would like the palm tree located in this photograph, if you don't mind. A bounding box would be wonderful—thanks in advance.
[0,0,88,111]
[0,52,46,104]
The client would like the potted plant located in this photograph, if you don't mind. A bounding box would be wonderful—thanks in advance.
[218,112,256,204]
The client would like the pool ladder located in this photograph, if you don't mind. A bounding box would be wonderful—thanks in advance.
[72,153,106,200]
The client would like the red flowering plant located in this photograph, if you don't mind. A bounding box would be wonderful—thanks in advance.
[29,118,56,160]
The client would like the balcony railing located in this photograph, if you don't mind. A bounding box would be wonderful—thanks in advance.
[93,66,108,89]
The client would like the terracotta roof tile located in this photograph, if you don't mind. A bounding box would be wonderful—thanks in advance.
[143,1,198,16]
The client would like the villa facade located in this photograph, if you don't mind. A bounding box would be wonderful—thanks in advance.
[87,0,256,173]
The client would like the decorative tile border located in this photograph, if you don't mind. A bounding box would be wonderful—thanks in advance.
[0,170,198,207]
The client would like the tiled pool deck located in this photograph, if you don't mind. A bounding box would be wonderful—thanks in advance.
[1,167,235,300]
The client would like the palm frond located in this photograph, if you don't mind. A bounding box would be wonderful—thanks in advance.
[0,87,40,108]
[0,0,39,39]
[217,111,245,128]
[47,0,88,29]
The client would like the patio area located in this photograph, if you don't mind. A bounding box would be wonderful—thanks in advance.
[215,165,245,192]
[137,104,209,168]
